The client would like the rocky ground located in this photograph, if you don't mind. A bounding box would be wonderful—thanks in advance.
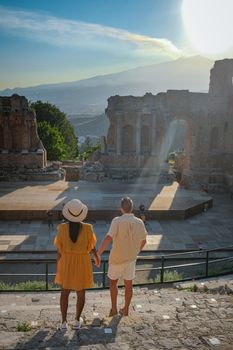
[0,278,232,350]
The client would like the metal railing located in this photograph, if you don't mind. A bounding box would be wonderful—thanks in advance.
[0,246,233,292]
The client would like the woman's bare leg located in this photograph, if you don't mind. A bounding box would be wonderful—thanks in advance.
[60,289,71,323]
[76,289,86,320]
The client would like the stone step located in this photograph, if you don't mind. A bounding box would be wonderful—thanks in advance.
[174,274,233,294]
[0,286,233,349]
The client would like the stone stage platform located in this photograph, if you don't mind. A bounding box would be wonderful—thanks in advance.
[0,180,212,221]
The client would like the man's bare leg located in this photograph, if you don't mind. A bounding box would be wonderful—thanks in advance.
[109,278,118,316]
[120,279,133,316]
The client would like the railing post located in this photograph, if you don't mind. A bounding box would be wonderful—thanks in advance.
[205,251,209,278]
[45,263,48,291]
[102,260,106,288]
[160,256,165,283]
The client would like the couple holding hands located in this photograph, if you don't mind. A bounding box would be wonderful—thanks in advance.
[54,197,147,330]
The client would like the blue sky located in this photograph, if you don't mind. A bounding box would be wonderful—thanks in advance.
[0,0,232,89]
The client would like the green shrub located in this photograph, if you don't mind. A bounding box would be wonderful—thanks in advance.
[183,284,198,292]
[0,281,58,291]
[149,270,183,283]
[38,121,68,160]
[79,142,101,161]
[32,101,78,159]
[17,322,32,332]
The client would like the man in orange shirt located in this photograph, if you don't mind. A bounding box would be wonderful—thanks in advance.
[98,197,147,316]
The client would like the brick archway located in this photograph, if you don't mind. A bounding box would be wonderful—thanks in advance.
[209,126,219,150]
[141,125,151,154]
[122,124,135,153]
[0,124,3,149]
[107,123,116,150]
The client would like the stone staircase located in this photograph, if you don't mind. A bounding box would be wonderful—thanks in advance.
[0,282,233,349]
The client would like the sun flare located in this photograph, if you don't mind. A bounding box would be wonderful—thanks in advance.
[182,0,233,56]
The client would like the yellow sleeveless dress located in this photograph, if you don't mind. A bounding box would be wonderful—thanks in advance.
[54,222,96,291]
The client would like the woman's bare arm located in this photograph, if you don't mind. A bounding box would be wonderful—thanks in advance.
[91,247,100,267]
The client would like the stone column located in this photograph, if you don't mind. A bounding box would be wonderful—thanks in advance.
[151,114,156,155]
[116,116,122,155]
[136,115,141,155]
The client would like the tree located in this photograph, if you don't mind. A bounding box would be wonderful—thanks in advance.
[37,121,68,160]
[79,140,101,161]
[31,101,78,159]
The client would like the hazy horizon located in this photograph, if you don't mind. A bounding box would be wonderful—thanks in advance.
[0,54,213,91]
[0,0,233,90]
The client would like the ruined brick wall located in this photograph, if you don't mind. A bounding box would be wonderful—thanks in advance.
[103,91,208,179]
[207,59,233,186]
[102,58,233,187]
[0,94,47,168]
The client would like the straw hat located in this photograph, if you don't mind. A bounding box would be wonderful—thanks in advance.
[62,199,88,222]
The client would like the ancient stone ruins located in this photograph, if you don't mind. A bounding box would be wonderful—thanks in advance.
[101,59,233,189]
[0,94,46,169]
[0,95,67,181]
[0,59,233,188]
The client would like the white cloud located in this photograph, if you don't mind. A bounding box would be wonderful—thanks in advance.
[0,6,182,59]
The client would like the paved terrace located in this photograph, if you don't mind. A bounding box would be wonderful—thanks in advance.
[0,283,232,349]
[0,181,212,220]
[0,193,232,253]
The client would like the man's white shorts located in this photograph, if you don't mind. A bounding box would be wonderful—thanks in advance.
[108,260,136,280]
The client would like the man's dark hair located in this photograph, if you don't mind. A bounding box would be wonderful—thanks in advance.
[121,197,133,213]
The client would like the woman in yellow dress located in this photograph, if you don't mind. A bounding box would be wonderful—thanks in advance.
[54,199,99,330]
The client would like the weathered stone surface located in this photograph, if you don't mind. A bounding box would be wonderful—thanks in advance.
[101,59,233,190]
[79,161,105,182]
[175,275,233,295]
[0,287,232,350]
[0,96,67,181]
[62,165,80,181]
[0,94,47,169]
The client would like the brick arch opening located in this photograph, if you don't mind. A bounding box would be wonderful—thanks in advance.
[141,125,151,154]
[2,98,11,115]
[162,118,194,186]
[158,118,188,160]
[107,123,116,150]
[209,126,219,150]
[0,125,3,149]
[168,119,186,154]
[12,128,22,150]
[122,124,135,153]
[9,115,22,150]
[155,115,165,151]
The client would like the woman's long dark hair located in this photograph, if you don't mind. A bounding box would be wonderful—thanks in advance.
[69,221,82,243]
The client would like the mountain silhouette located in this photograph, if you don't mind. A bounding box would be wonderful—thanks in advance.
[1,55,214,116]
